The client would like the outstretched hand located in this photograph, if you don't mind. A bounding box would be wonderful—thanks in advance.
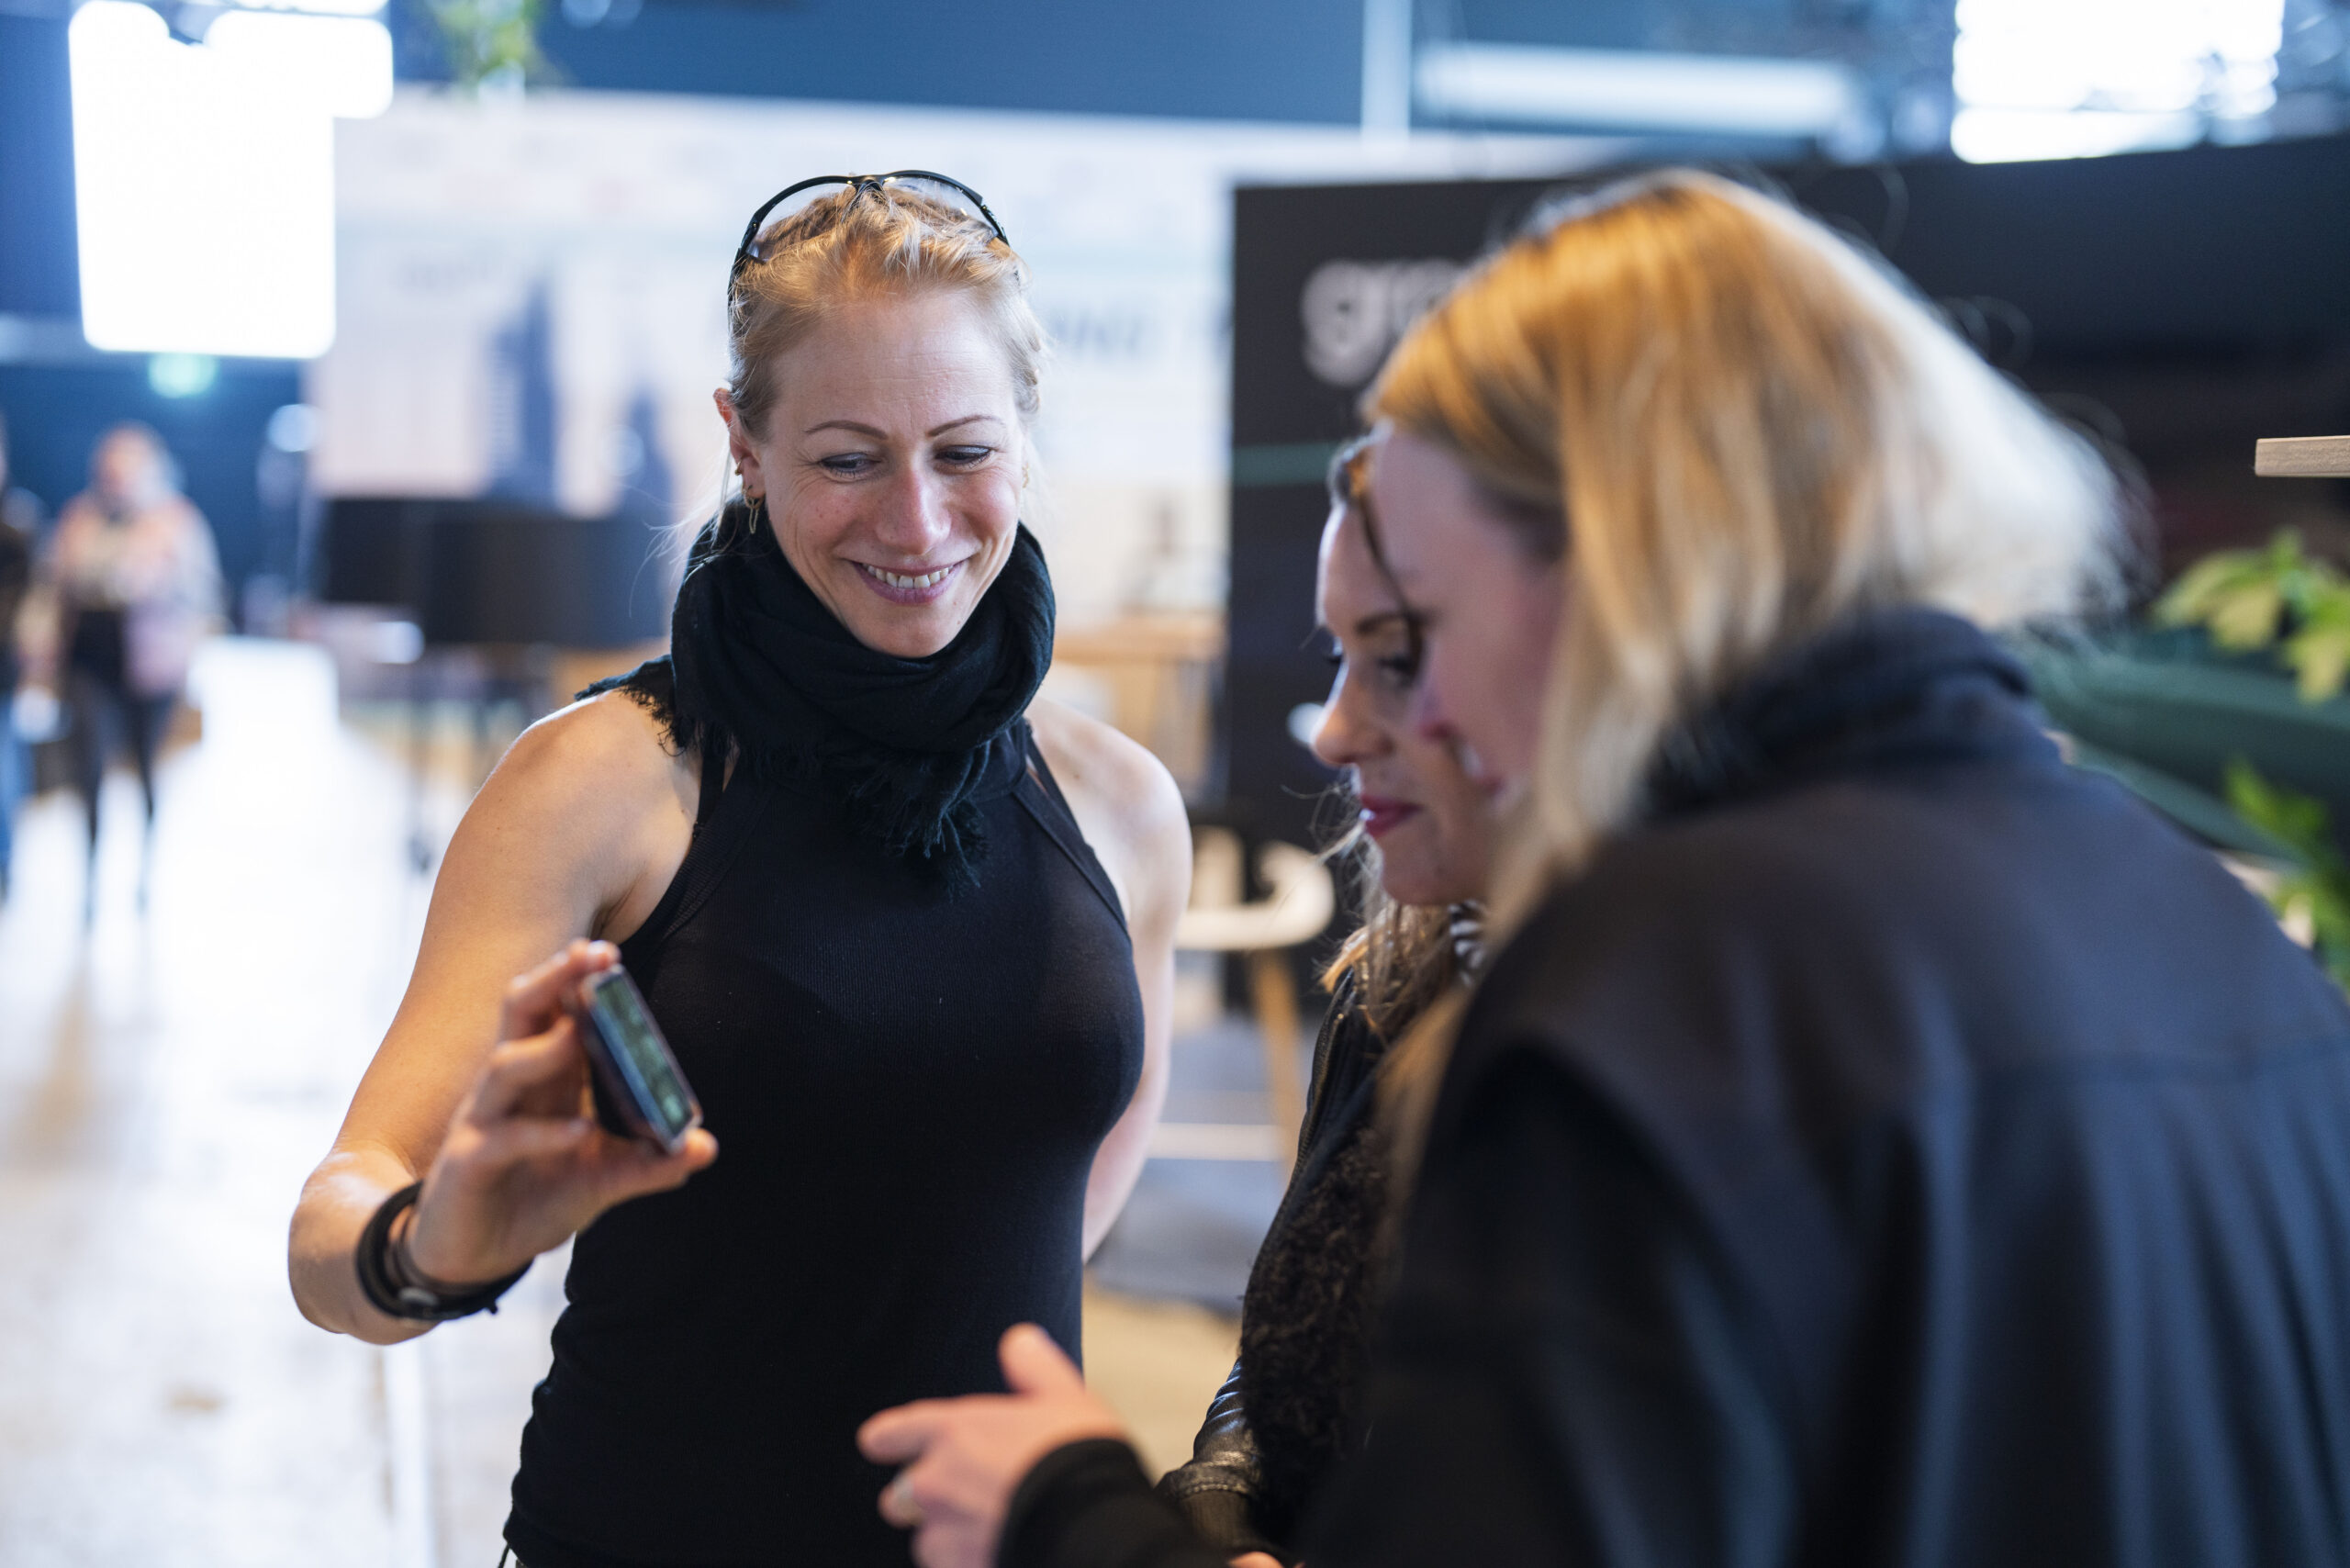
[405,940,717,1285]
[858,1324,1131,1568]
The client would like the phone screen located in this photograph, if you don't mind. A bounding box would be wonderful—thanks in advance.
[587,970,699,1144]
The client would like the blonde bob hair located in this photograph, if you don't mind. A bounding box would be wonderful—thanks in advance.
[1369,169,2123,913]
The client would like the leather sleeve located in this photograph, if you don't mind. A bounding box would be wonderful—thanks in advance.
[1152,1361,1281,1556]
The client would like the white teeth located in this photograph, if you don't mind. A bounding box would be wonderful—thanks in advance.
[864,564,953,590]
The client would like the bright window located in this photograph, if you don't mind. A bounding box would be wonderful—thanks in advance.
[68,1,391,359]
[1953,0,2286,162]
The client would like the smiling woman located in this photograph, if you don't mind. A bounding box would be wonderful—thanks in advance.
[286,174,1191,1568]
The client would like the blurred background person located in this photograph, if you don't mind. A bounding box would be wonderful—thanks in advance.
[0,411,42,903]
[21,421,222,915]
[857,170,2350,1568]
[1156,441,1491,1564]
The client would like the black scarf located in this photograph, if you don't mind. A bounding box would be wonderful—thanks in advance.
[653,503,1055,884]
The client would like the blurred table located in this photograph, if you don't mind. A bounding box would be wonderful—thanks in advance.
[1052,613,1223,796]
[2255,436,2350,476]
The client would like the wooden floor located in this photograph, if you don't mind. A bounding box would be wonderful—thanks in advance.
[0,639,1236,1567]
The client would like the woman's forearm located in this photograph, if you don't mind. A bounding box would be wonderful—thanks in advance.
[287,1145,432,1345]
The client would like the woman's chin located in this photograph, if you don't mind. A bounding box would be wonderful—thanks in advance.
[1376,846,1450,911]
[837,600,973,658]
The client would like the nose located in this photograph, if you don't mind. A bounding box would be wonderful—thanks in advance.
[867,464,954,561]
[1310,666,1389,771]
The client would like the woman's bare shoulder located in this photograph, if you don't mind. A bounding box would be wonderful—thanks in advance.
[459,688,696,874]
[1027,700,1189,918]
[1027,700,1181,823]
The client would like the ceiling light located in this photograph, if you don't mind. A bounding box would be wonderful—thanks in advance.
[69,0,391,359]
[1416,44,1863,140]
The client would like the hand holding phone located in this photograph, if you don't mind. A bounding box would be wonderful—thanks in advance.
[402,943,715,1293]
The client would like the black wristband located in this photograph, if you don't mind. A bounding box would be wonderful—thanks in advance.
[354,1182,529,1323]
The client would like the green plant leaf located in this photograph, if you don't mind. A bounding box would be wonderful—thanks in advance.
[2208,579,2288,649]
[2286,621,2350,703]
[2156,551,2274,629]
[2225,757,2333,861]
[2152,531,2350,704]
[2223,757,2350,993]
[2154,532,2309,649]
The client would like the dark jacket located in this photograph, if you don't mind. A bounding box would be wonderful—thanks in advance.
[1003,608,2350,1568]
[1157,974,1393,1560]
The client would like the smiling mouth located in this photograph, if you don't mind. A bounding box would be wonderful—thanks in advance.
[857,563,957,591]
[851,560,969,605]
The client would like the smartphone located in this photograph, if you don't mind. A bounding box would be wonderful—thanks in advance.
[572,966,702,1155]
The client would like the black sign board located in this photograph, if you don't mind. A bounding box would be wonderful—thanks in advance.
[316,496,673,648]
[1225,174,1584,854]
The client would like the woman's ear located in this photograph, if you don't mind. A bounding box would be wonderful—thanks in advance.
[713,388,767,498]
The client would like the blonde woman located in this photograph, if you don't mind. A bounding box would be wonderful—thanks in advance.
[860,170,2350,1568]
[289,175,1187,1568]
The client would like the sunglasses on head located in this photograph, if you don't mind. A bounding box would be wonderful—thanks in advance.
[728,171,1008,304]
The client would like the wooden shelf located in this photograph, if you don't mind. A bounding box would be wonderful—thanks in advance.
[2255,435,2350,477]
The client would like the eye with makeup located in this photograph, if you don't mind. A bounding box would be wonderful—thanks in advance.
[1324,615,1424,711]
[811,450,879,477]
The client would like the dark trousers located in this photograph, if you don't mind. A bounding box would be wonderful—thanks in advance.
[66,668,171,855]
[65,607,172,857]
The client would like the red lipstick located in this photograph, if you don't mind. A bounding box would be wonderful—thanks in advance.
[1357,794,1422,840]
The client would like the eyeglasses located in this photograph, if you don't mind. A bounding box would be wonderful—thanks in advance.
[728,171,1009,303]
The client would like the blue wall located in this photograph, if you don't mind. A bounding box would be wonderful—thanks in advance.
[397,0,1368,123]
[0,15,77,319]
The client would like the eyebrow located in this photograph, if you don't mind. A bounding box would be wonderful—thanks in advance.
[803,415,1005,439]
[1315,608,1414,641]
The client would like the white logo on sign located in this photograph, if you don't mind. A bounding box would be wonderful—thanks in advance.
[1299,258,1468,387]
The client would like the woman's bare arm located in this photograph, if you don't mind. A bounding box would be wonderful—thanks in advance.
[1029,700,1191,1259]
[287,692,702,1342]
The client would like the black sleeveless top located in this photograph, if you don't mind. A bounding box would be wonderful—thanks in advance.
[505,691,1146,1568]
